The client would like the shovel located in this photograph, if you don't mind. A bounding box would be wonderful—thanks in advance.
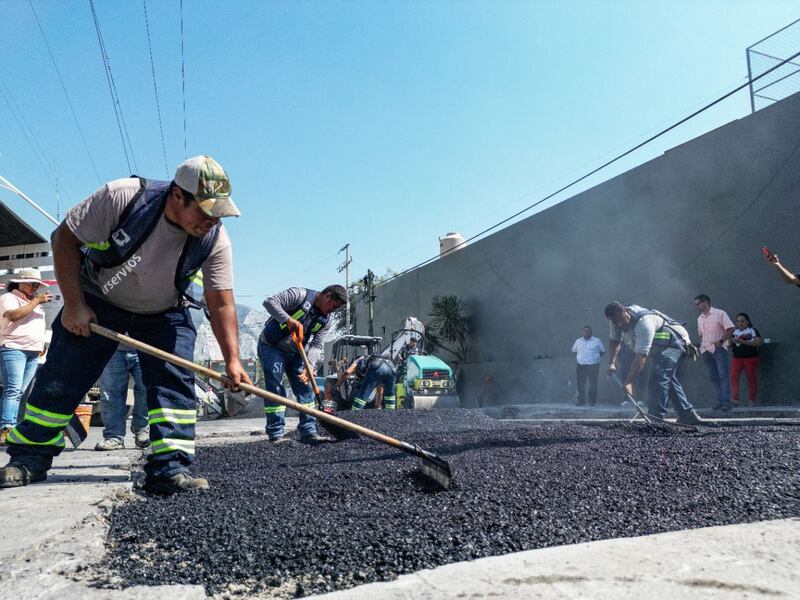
[609,372,698,433]
[89,323,455,491]
[292,334,358,441]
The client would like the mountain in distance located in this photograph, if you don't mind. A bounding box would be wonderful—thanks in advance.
[193,302,267,362]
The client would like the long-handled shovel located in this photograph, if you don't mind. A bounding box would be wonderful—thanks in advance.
[89,323,454,490]
[292,335,358,441]
[609,372,698,433]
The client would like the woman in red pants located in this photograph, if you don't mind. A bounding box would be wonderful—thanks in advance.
[731,313,763,406]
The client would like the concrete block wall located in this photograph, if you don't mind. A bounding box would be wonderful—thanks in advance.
[356,93,800,408]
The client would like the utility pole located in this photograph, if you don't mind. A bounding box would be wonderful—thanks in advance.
[337,244,352,333]
[364,269,375,337]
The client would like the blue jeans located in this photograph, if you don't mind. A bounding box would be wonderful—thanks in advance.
[0,348,40,429]
[99,348,147,441]
[647,349,693,416]
[7,293,197,479]
[257,341,317,439]
[701,347,732,406]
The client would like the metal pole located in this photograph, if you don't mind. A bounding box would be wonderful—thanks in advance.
[338,243,352,334]
[0,174,59,225]
[367,269,375,337]
[746,48,756,114]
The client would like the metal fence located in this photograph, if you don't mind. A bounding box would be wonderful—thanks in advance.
[747,18,800,112]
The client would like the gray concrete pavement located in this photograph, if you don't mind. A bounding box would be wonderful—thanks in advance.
[314,519,800,600]
[1,416,797,599]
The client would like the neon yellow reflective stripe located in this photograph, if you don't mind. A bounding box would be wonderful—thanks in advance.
[265,406,286,414]
[85,241,111,250]
[151,438,195,455]
[7,427,65,448]
[24,404,72,428]
[300,399,315,406]
[352,398,367,408]
[310,323,323,333]
[654,332,670,339]
[279,309,306,330]
[148,407,197,425]
[189,269,204,285]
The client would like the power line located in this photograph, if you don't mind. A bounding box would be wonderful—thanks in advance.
[0,76,56,190]
[377,47,800,289]
[89,0,139,175]
[142,0,169,178]
[179,0,188,156]
[28,0,102,185]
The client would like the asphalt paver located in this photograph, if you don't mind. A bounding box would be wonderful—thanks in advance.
[98,409,800,598]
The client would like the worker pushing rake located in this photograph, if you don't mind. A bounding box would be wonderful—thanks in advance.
[604,301,707,432]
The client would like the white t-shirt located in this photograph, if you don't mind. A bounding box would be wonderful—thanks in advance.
[0,290,46,351]
[66,178,233,314]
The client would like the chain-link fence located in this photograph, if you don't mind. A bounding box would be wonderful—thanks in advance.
[747,18,800,112]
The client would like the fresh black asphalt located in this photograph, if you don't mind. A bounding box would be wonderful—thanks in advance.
[99,409,800,598]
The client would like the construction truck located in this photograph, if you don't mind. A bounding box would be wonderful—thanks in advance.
[389,317,460,409]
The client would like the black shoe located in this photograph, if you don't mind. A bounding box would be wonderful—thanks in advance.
[300,433,332,446]
[712,402,723,410]
[142,472,209,495]
[575,401,585,407]
[0,460,48,488]
[721,403,733,412]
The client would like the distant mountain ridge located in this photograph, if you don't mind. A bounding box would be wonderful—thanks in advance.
[193,303,267,362]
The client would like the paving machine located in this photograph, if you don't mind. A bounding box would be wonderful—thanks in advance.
[390,317,460,409]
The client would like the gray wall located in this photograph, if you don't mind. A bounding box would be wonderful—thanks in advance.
[356,93,800,408]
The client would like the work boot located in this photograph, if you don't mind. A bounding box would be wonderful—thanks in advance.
[676,409,706,426]
[141,472,209,495]
[0,460,48,488]
[133,430,151,449]
[300,433,332,446]
[95,437,125,451]
[0,428,10,446]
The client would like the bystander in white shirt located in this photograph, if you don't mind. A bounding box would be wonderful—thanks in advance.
[572,335,606,365]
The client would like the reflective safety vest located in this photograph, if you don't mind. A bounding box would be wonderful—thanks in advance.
[261,289,329,347]
[626,305,690,353]
[80,177,219,309]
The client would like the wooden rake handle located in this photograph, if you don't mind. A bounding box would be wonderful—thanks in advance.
[88,323,408,451]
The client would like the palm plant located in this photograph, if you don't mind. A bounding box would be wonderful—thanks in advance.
[425,295,470,377]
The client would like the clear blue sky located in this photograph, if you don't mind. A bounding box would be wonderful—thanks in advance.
[1,0,797,307]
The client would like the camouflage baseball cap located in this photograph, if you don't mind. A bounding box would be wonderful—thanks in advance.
[174,155,241,218]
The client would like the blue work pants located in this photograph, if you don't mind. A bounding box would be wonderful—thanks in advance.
[647,349,694,417]
[99,348,148,441]
[352,362,396,410]
[6,293,197,479]
[257,341,317,439]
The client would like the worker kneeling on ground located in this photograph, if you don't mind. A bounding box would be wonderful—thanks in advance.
[339,354,397,410]
[604,301,704,426]
[0,156,251,494]
[258,285,345,444]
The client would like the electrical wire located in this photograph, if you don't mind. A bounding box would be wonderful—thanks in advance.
[376,48,800,290]
[89,0,139,175]
[28,0,102,185]
[143,0,170,178]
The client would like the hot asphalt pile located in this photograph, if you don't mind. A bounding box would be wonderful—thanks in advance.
[99,409,800,598]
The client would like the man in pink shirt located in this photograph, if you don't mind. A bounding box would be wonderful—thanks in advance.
[694,294,734,411]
